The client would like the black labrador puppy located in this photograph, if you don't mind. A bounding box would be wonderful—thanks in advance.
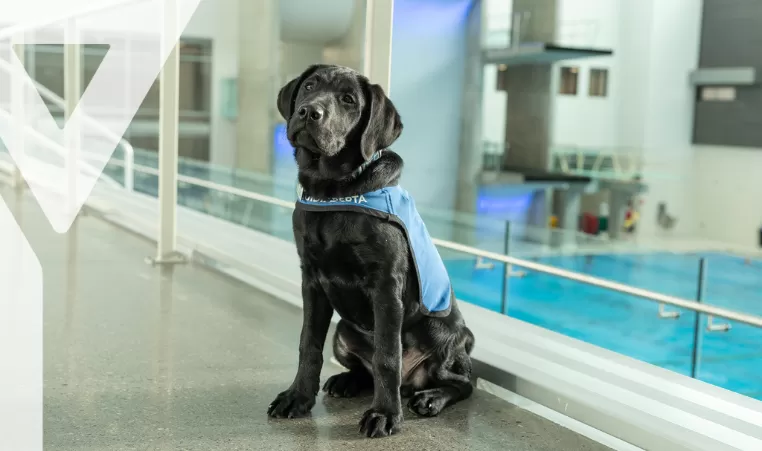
[267,64,474,438]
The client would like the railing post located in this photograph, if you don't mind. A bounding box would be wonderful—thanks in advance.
[123,144,135,192]
[500,221,511,315]
[702,259,730,332]
[690,258,708,379]
[148,0,185,266]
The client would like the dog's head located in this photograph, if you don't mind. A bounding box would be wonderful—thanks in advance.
[277,65,402,166]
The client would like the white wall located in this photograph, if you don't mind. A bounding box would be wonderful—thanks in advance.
[551,0,619,150]
[693,146,762,248]
[481,66,506,146]
[390,0,473,210]
[482,0,513,48]
[550,0,703,239]
[615,0,653,153]
[548,0,761,249]
[480,0,511,146]
[480,0,622,151]
[634,0,703,238]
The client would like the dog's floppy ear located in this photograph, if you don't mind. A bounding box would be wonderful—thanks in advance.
[360,83,403,160]
[277,64,328,120]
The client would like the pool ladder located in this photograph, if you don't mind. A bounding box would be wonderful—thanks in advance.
[658,304,731,332]
[657,258,731,332]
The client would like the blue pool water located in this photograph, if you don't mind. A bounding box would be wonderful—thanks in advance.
[445,252,762,399]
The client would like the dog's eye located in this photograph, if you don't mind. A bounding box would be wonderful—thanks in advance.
[304,82,314,91]
[341,94,355,104]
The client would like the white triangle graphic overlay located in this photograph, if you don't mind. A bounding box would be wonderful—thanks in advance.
[0,196,43,450]
[0,0,204,233]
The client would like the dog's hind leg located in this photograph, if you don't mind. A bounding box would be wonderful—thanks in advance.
[408,352,473,417]
[323,320,374,398]
[408,330,474,417]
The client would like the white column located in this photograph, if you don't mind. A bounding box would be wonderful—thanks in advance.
[456,0,487,218]
[155,0,182,264]
[363,0,394,93]
[236,0,280,174]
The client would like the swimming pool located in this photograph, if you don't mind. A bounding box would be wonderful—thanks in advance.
[445,251,762,400]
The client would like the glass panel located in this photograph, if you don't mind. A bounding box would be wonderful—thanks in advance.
[504,264,697,375]
[535,251,703,300]
[176,179,295,242]
[73,0,762,408]
[440,247,504,314]
[698,320,762,400]
[697,253,762,399]
[702,252,761,311]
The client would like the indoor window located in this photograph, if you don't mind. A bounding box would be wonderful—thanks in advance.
[559,66,579,95]
[589,68,608,97]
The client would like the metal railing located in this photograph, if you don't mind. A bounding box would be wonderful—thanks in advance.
[99,148,619,256]
[103,158,762,331]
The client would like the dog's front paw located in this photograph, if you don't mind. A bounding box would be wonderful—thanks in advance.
[323,371,373,398]
[408,388,448,417]
[358,407,402,438]
[267,389,315,419]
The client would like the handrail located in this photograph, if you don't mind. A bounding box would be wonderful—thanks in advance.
[430,240,762,328]
[0,54,135,192]
[109,160,762,330]
[109,150,606,246]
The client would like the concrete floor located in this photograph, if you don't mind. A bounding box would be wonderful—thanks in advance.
[2,185,611,450]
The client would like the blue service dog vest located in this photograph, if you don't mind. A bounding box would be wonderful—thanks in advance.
[295,184,452,316]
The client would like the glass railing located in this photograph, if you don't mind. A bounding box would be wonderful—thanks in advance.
[97,151,762,400]
[103,149,628,255]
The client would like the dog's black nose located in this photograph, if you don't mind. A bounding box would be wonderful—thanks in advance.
[297,104,324,122]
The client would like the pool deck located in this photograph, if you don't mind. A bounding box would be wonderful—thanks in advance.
[1,185,612,450]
